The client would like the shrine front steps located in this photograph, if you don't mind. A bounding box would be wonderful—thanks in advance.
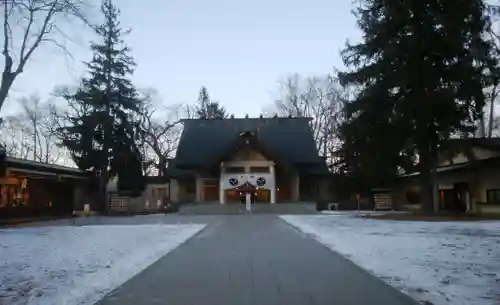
[177,202,317,215]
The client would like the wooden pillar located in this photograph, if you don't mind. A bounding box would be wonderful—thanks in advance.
[270,165,276,204]
[293,174,300,201]
[220,163,225,204]
[195,175,203,202]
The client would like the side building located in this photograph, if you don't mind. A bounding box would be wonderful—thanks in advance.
[394,137,500,213]
[0,151,90,219]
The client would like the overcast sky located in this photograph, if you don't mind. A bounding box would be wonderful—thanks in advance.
[4,0,360,117]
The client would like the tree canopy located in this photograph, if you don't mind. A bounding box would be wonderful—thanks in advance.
[57,0,145,204]
[338,0,499,211]
[194,86,227,119]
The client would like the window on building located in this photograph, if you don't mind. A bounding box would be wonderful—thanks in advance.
[225,167,245,173]
[486,189,500,204]
[249,166,269,173]
[0,175,29,208]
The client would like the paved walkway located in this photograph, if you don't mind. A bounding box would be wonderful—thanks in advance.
[97,215,418,305]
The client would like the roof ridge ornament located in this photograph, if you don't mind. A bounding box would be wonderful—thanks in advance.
[239,130,254,137]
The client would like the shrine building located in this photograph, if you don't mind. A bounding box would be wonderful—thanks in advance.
[166,116,331,204]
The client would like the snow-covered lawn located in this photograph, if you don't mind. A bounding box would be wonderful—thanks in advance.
[320,210,409,216]
[280,214,500,305]
[0,223,206,305]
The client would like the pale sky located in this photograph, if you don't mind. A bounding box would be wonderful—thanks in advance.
[4,0,360,118]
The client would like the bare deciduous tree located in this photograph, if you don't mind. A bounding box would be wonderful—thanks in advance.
[0,113,32,158]
[18,93,41,159]
[182,103,197,119]
[0,93,64,163]
[0,0,88,111]
[486,21,500,138]
[138,90,182,175]
[32,101,62,163]
[19,94,63,163]
[274,73,348,162]
[476,6,500,138]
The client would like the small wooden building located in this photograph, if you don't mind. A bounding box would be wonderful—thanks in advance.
[0,152,89,219]
[392,138,500,214]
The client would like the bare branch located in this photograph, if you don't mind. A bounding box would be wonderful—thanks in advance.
[18,2,36,63]
[40,37,74,59]
[272,73,348,164]
[3,0,14,73]
[137,95,183,175]
[0,0,90,112]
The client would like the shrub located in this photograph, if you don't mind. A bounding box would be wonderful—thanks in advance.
[406,190,420,204]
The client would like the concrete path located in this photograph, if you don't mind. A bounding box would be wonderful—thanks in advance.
[96,215,418,305]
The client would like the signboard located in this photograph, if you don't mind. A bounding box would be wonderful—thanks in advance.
[221,173,274,190]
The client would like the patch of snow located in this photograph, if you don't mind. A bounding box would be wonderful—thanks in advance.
[320,210,408,216]
[280,215,500,305]
[0,223,205,305]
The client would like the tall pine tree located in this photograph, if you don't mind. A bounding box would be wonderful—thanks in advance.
[58,0,145,208]
[339,0,498,212]
[195,86,227,119]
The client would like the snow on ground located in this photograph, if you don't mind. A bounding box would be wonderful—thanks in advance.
[0,223,206,305]
[320,210,409,216]
[280,214,500,305]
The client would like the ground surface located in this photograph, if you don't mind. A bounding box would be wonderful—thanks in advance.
[281,213,500,305]
[93,215,417,305]
[0,222,205,305]
[364,212,500,221]
[8,212,490,305]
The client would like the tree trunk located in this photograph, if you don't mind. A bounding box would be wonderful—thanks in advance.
[98,168,109,214]
[418,144,437,214]
[158,156,166,176]
[431,165,439,213]
[488,92,496,138]
[0,73,15,113]
[32,118,37,161]
[479,113,486,138]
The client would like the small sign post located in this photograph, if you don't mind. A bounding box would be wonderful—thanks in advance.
[83,203,90,216]
[245,192,252,213]
[356,193,361,211]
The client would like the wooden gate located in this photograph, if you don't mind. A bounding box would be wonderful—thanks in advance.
[108,193,131,215]
[203,179,219,202]
[373,191,393,210]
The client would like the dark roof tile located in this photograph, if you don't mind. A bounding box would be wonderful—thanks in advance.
[174,118,325,172]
